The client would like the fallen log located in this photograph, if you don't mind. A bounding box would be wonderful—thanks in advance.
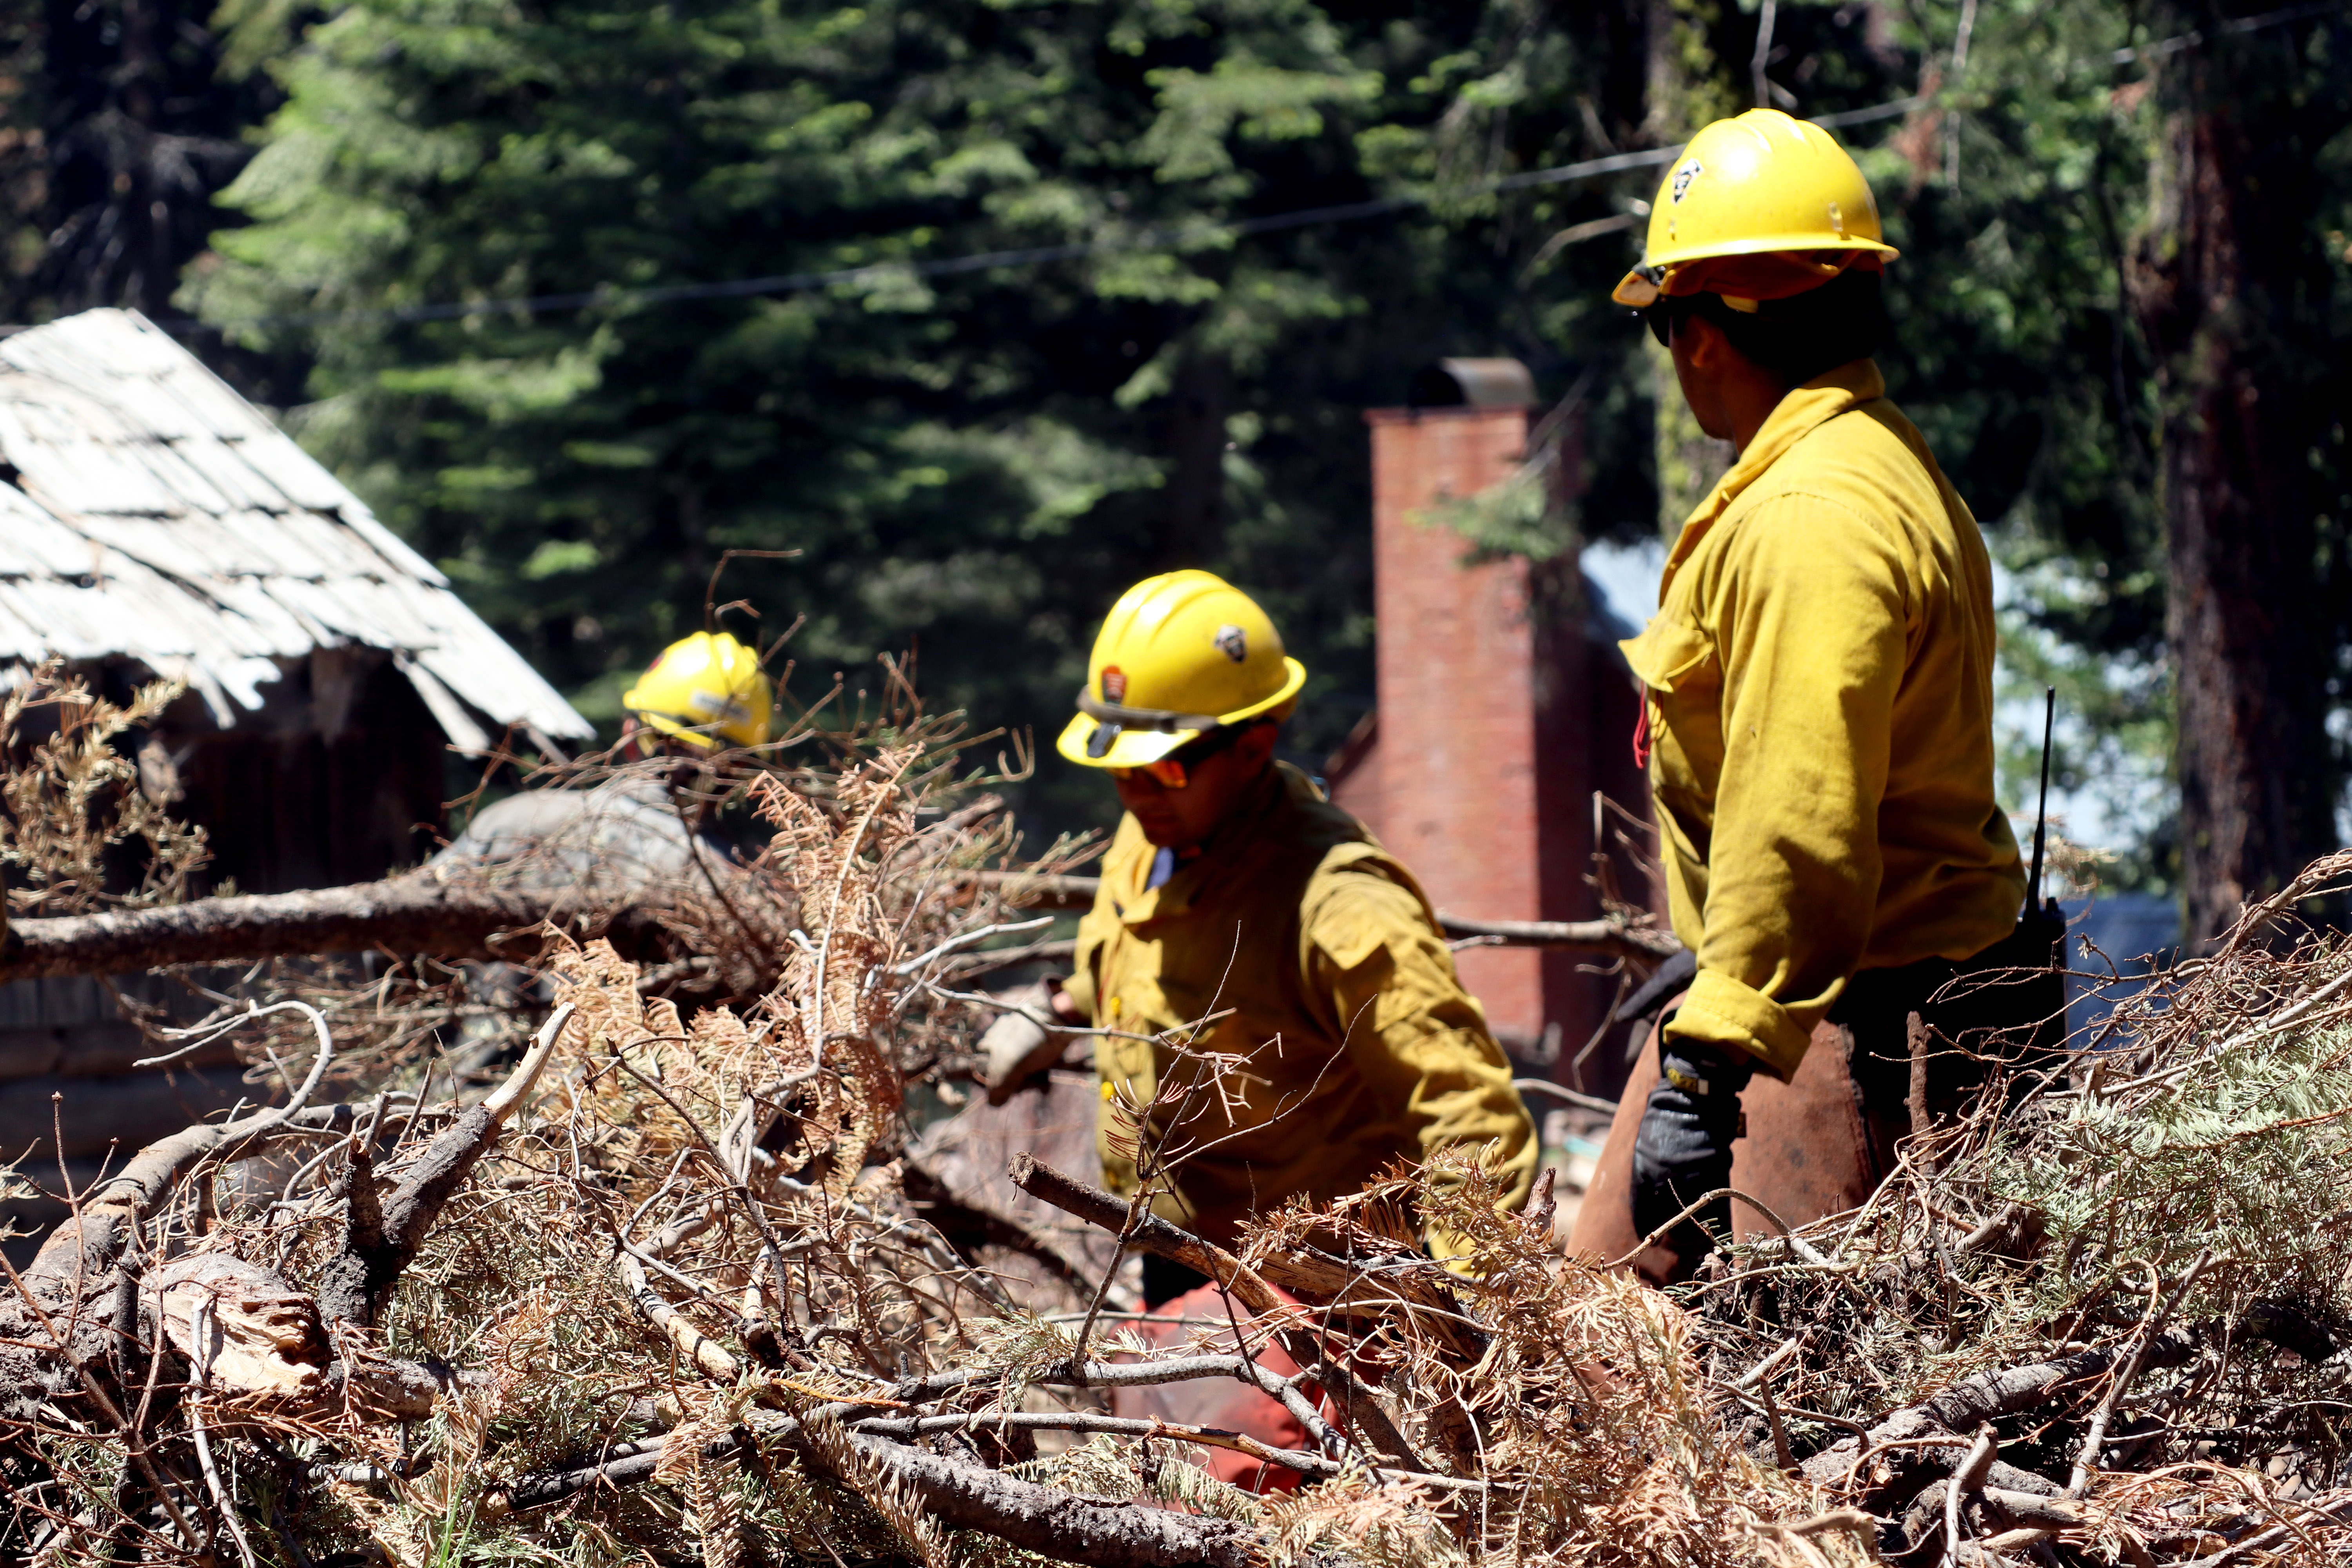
[146,1253,328,1401]
[837,1428,1271,1568]
[0,874,688,982]
[2,1099,370,1425]
[486,1418,1274,1568]
[1434,911,1684,961]
[0,1006,569,1430]
[0,869,1682,986]
[129,1240,488,1425]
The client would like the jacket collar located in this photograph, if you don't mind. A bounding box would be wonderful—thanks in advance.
[1659,358,1885,598]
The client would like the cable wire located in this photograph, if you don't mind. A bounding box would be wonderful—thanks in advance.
[175,1,2343,349]
[165,146,1694,338]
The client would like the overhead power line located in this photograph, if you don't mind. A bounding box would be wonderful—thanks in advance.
[2111,0,2348,62]
[174,126,1824,339]
[178,146,1682,338]
[177,13,2318,346]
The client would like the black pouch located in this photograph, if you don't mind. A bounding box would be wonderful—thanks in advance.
[1833,899,2067,1129]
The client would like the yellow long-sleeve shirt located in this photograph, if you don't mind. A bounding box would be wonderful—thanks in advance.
[1620,358,2025,1082]
[1064,762,1536,1249]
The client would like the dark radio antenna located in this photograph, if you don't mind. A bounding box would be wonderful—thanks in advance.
[2028,685,2055,912]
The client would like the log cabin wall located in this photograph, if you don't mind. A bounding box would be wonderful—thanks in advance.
[0,973,250,1246]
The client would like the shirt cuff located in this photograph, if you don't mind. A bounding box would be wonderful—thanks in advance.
[1664,966,1814,1082]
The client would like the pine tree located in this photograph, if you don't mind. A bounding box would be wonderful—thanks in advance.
[189,0,1659,828]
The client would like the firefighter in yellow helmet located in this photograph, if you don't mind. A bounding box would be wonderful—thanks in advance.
[983,570,1535,1305]
[436,630,775,895]
[1568,111,2060,1283]
[621,630,775,754]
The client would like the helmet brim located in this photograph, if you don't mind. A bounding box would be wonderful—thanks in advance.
[1614,237,1900,308]
[1057,658,1307,770]
[628,709,726,750]
[1613,270,1665,308]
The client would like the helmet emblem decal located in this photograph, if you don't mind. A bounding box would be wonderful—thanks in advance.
[1671,158,1702,203]
[1214,624,1248,663]
[1101,666,1127,702]
[687,690,752,724]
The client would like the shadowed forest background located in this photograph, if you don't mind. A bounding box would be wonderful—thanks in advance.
[2,0,2348,941]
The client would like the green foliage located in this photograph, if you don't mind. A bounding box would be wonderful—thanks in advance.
[188,0,1663,832]
[1857,0,2183,882]
[91,0,2342,871]
[1995,553,2176,892]
[1411,448,1573,564]
[1999,1016,2352,1310]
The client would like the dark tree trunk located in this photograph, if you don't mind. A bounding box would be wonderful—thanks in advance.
[2129,4,2346,943]
[118,0,170,320]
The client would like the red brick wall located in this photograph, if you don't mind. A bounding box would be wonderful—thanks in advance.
[1361,406,1546,1041]
[1339,405,1655,1096]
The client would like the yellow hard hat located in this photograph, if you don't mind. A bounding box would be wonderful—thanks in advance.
[1612,109,1897,308]
[1056,571,1307,770]
[622,631,775,750]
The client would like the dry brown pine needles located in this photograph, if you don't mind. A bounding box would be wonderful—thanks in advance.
[8,717,2352,1564]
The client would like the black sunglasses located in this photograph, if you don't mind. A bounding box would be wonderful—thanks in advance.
[1643,297,1693,348]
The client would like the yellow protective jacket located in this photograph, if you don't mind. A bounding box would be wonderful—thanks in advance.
[1064,762,1536,1249]
[1621,358,2025,1083]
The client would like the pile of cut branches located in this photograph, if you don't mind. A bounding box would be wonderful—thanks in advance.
[1689,851,2352,1565]
[0,733,1860,1568]
[0,657,1084,1017]
[11,713,2352,1566]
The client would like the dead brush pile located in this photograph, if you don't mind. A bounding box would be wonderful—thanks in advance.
[1690,852,2352,1564]
[61,670,1072,1112]
[0,733,1866,1568]
[0,659,210,916]
[10,739,2352,1567]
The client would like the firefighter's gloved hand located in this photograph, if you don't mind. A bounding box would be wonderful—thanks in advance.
[980,978,1070,1106]
[1630,1041,1755,1280]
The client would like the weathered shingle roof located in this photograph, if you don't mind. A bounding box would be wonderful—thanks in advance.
[0,308,592,744]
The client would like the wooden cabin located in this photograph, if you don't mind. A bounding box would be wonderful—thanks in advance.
[0,308,592,1217]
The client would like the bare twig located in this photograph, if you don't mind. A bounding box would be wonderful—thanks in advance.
[2067,1248,2215,1496]
[1942,1425,1998,1568]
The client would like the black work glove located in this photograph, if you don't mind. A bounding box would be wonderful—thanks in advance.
[1630,1041,1754,1280]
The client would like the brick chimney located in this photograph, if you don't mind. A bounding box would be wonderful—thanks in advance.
[1330,361,1652,1094]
